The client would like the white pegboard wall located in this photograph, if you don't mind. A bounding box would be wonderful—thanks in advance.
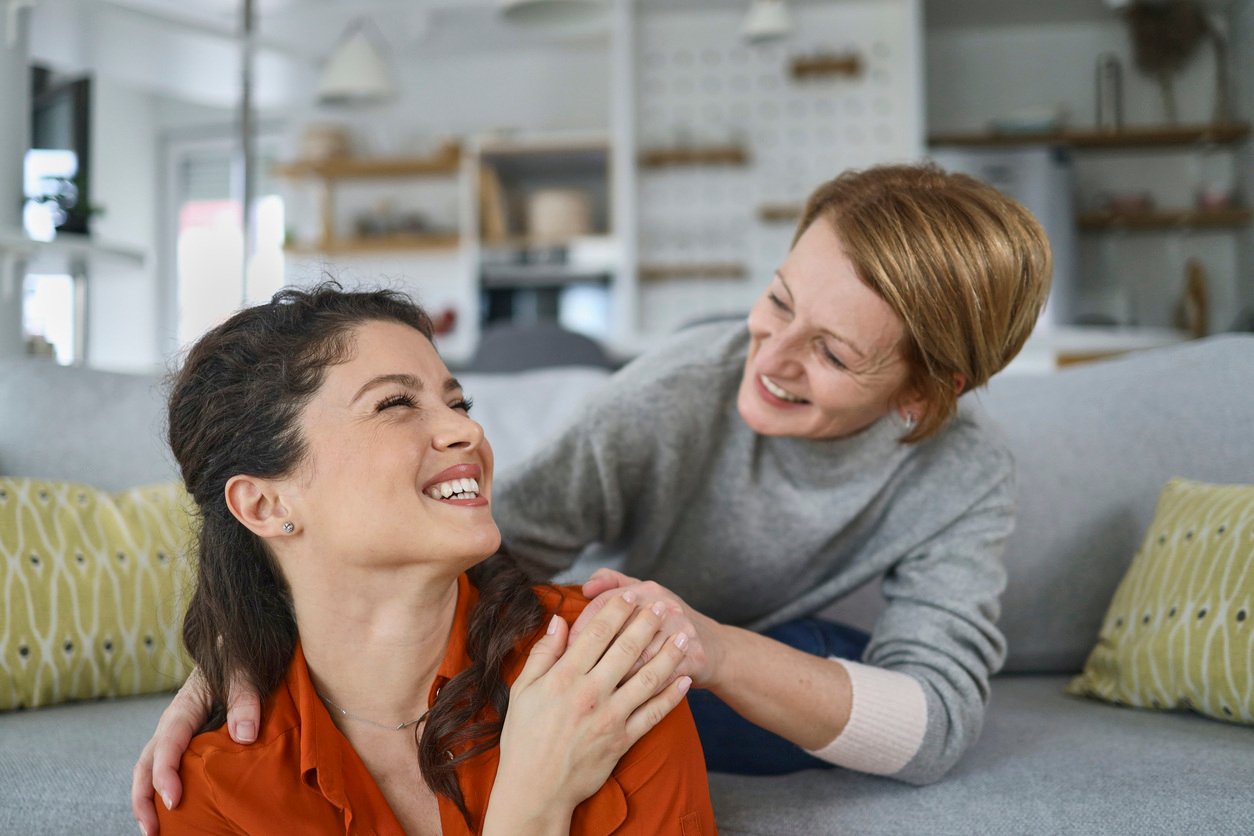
[634,0,922,336]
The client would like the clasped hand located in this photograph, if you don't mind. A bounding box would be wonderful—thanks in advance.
[574,568,724,690]
[486,592,693,825]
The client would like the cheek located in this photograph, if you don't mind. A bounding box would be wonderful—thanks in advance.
[481,436,495,480]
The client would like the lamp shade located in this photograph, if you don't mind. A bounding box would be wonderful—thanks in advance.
[740,0,793,43]
[499,0,605,24]
[317,20,396,105]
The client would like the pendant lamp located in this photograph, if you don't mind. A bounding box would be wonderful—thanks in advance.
[741,0,793,43]
[317,18,396,106]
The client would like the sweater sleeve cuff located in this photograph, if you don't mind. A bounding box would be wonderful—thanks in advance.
[804,659,927,775]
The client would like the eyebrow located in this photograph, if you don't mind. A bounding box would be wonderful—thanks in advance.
[775,272,868,360]
[350,373,462,404]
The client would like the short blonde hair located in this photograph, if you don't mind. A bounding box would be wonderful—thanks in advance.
[793,163,1052,442]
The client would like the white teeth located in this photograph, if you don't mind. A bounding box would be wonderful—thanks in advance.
[761,375,805,403]
[426,477,482,501]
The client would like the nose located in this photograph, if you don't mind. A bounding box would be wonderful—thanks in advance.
[754,317,807,377]
[432,410,485,452]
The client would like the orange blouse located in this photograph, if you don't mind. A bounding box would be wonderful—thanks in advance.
[156,574,716,835]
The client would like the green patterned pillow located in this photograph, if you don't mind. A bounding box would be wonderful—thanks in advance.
[0,478,196,710]
[1067,478,1254,725]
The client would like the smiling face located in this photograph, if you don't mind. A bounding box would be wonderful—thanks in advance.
[736,220,923,440]
[280,319,500,573]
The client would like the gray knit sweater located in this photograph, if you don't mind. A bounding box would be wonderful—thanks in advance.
[493,321,1014,784]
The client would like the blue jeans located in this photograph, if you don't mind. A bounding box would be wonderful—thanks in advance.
[687,619,870,775]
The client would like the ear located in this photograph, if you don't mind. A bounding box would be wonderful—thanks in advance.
[896,391,929,425]
[225,474,292,539]
[952,372,967,395]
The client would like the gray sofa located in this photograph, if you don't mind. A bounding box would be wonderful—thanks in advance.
[3,335,1253,835]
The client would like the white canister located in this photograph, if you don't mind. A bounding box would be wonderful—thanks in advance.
[526,188,593,242]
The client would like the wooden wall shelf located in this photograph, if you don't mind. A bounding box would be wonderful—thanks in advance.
[273,149,462,180]
[1077,208,1250,231]
[790,52,863,80]
[928,122,1250,149]
[639,146,749,168]
[757,203,803,223]
[286,233,461,255]
[639,262,748,282]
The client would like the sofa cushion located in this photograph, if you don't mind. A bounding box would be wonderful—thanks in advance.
[7,678,1251,836]
[709,675,1254,835]
[0,479,193,710]
[1067,478,1254,725]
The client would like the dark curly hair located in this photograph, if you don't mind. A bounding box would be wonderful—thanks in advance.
[167,282,544,825]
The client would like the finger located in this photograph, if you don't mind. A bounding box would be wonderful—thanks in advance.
[562,592,640,674]
[513,614,568,690]
[581,567,636,600]
[624,673,693,744]
[619,630,668,683]
[149,669,212,813]
[614,628,688,710]
[568,588,617,643]
[131,738,160,835]
[588,600,669,686]
[225,672,262,745]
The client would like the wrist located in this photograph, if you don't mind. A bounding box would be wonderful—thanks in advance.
[486,765,576,834]
[699,617,740,693]
[483,783,573,836]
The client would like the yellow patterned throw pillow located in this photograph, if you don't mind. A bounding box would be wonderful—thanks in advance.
[1067,478,1254,725]
[0,478,195,710]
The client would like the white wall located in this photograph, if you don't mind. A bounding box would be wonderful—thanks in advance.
[86,78,160,372]
[632,0,924,338]
[927,19,1223,132]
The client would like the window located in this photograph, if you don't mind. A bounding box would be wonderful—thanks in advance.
[166,135,285,349]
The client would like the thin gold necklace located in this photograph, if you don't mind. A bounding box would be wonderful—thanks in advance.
[318,693,427,732]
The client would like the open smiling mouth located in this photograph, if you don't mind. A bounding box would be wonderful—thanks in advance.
[760,375,809,405]
[425,478,481,501]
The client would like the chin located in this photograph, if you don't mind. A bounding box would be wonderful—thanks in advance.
[736,382,790,437]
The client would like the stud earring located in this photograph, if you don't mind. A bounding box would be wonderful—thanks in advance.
[282,522,295,534]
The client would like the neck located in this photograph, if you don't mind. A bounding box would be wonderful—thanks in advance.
[291,565,463,732]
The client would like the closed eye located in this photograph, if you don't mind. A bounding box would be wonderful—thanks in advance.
[375,393,417,411]
[820,343,848,371]
[769,292,790,313]
[450,397,473,414]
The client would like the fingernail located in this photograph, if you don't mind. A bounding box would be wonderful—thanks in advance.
[235,720,256,743]
[546,614,560,635]
[622,590,636,604]
[651,601,666,617]
[674,632,689,650]
[677,676,692,695]
[161,792,173,811]
[139,824,149,836]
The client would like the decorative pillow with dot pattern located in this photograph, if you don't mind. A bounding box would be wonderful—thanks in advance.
[0,478,195,711]
[1067,478,1254,725]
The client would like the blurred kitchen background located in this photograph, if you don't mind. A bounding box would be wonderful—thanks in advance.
[1,0,1251,373]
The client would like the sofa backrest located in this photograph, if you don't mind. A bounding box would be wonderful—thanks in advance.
[0,359,174,491]
[7,336,1252,675]
[977,334,1254,672]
